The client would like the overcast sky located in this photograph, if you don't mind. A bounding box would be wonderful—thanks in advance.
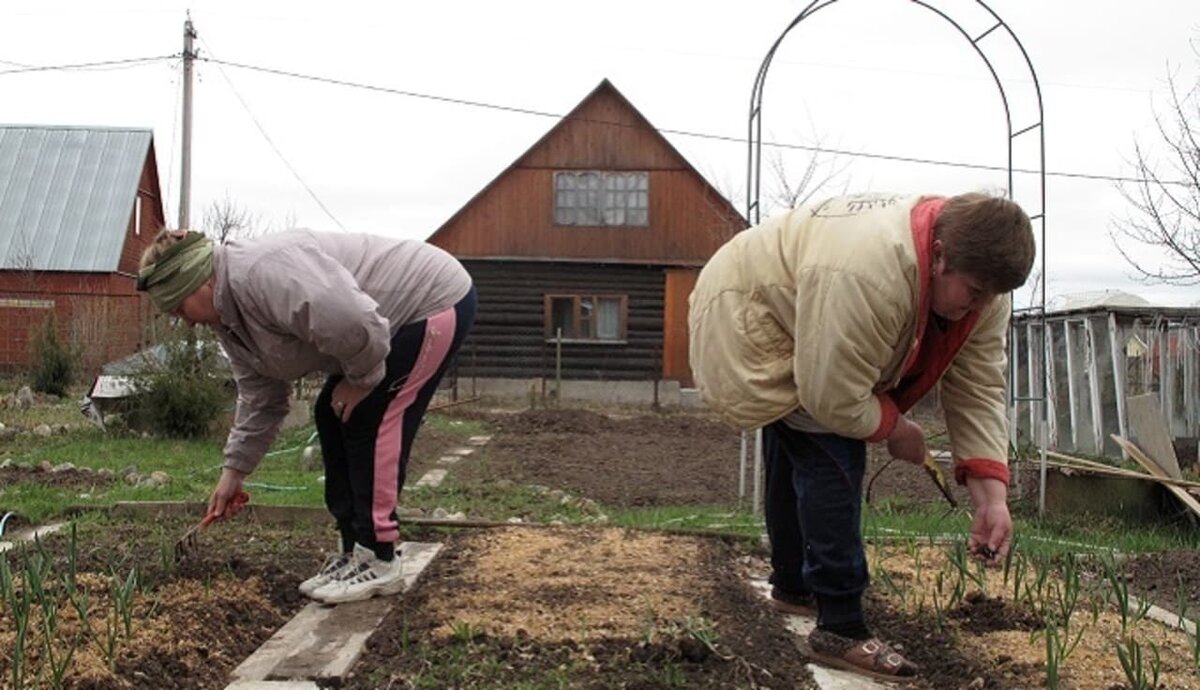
[2,0,1199,307]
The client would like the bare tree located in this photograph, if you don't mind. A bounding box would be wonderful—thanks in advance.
[765,141,851,214]
[702,133,851,225]
[1111,59,1200,286]
[200,194,261,244]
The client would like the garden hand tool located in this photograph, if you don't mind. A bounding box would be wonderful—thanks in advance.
[174,490,250,562]
[922,452,957,509]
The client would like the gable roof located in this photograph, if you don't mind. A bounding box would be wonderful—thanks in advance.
[0,125,154,272]
[427,79,745,252]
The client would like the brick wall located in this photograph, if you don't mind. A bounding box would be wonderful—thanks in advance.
[0,271,148,376]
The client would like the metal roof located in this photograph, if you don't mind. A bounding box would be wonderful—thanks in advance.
[0,125,153,272]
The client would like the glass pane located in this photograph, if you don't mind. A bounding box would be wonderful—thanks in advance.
[628,209,648,225]
[597,298,620,339]
[551,297,574,338]
[579,297,594,339]
[635,173,648,190]
[605,207,625,225]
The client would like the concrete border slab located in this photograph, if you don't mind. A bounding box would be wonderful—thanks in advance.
[414,469,447,488]
[230,541,442,685]
[436,455,462,465]
[226,681,319,690]
[0,522,67,553]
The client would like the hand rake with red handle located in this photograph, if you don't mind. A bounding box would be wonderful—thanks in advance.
[174,490,250,562]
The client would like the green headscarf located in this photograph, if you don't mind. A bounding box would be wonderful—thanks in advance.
[136,232,214,313]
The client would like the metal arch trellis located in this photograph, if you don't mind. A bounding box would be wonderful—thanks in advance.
[741,0,1051,515]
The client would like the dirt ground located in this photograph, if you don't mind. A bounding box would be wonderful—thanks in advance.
[4,405,1200,689]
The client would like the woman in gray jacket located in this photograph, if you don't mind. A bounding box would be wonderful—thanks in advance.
[137,228,475,604]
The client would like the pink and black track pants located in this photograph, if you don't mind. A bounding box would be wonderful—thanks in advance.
[315,286,476,559]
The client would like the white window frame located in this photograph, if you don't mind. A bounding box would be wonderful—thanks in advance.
[554,171,648,227]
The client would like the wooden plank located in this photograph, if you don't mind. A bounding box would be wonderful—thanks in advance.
[1046,450,1200,489]
[1110,434,1200,520]
[231,542,443,684]
[1125,393,1183,479]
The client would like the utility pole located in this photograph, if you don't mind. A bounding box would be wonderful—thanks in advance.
[178,16,197,230]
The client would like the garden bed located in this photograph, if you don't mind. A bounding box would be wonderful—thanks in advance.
[2,405,1198,688]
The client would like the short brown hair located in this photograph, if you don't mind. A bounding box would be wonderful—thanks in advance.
[933,193,1035,293]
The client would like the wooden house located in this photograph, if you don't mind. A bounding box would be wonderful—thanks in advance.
[0,125,165,374]
[428,80,743,388]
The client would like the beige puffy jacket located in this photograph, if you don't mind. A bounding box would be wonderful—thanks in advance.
[688,193,1011,481]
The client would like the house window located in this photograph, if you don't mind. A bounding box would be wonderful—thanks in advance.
[544,294,627,341]
[554,171,648,226]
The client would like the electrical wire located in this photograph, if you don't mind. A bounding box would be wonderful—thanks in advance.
[0,52,1187,187]
[0,55,176,75]
[203,56,1193,187]
[198,40,348,231]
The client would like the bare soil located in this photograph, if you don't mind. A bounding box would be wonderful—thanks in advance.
[3,405,1199,689]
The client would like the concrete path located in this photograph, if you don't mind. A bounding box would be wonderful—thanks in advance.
[227,541,442,688]
[0,521,67,553]
[748,578,897,689]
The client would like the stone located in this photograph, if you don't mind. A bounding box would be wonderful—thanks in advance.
[125,472,143,486]
[51,462,77,473]
[16,386,34,409]
[0,458,11,470]
[38,460,53,472]
[33,424,52,437]
[495,479,514,490]
[143,471,170,487]
[431,507,450,519]
[121,465,139,479]
[300,445,322,471]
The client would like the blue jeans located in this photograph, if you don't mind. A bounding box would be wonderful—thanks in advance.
[764,420,868,627]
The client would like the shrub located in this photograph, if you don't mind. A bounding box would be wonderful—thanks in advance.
[129,326,230,439]
[31,312,76,397]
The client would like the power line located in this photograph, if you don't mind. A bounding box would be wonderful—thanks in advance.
[203,57,1193,187]
[198,40,347,231]
[0,55,176,75]
[0,52,1187,187]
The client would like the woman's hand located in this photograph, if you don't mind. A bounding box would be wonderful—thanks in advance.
[885,416,927,465]
[330,380,373,422]
[208,467,248,519]
[966,476,1012,566]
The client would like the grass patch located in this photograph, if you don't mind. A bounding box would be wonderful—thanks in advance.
[0,406,485,524]
[403,479,597,524]
[607,505,760,537]
[862,499,1200,558]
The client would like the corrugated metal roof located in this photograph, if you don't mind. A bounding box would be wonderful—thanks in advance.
[0,125,153,272]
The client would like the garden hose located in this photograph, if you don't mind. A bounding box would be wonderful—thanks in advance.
[0,511,16,538]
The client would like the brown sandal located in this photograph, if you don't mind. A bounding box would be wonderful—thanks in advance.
[804,629,919,682]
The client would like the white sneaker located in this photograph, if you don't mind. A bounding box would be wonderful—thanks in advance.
[311,544,405,604]
[298,551,353,598]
